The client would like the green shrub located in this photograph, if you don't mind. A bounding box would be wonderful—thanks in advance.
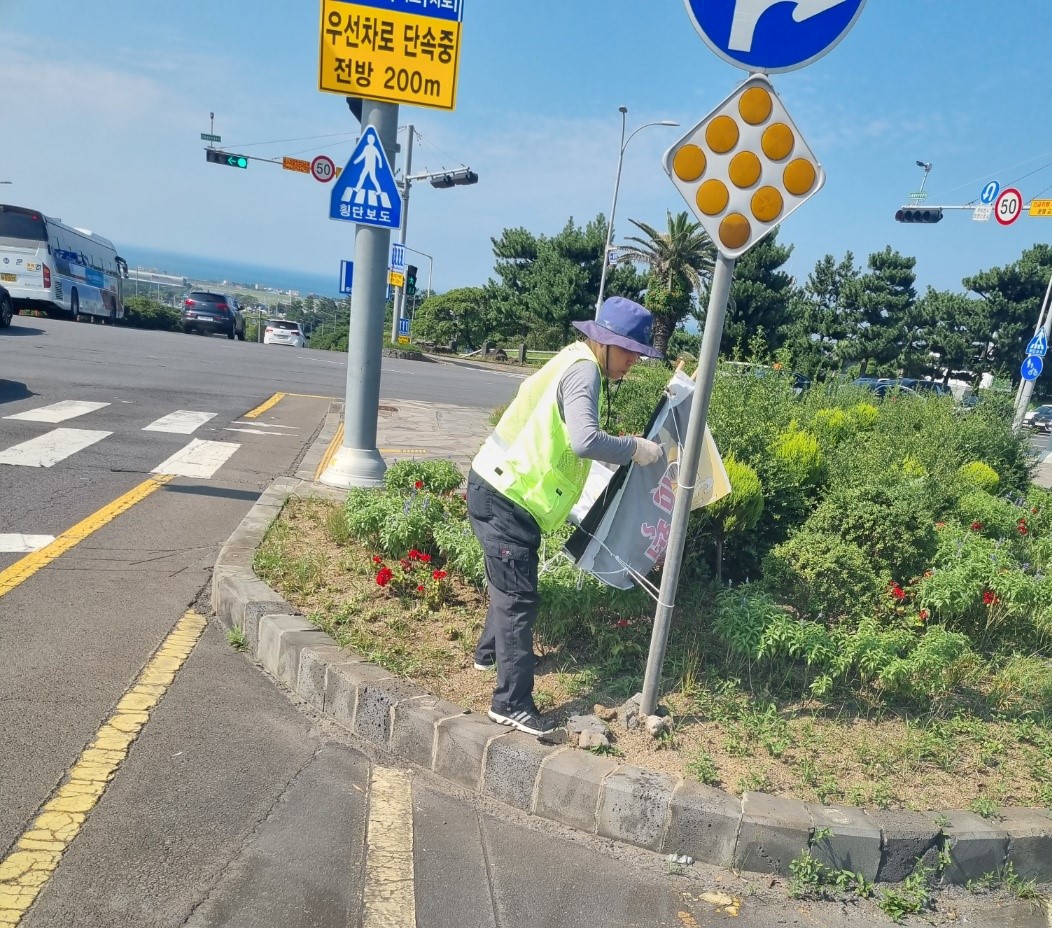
[122,295,181,331]
[803,483,936,583]
[773,427,825,487]
[384,458,463,494]
[957,460,1001,492]
[762,530,883,623]
[954,490,1025,541]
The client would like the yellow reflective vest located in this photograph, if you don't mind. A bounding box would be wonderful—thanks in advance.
[472,342,599,532]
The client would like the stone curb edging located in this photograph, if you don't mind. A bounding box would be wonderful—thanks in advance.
[211,478,1052,886]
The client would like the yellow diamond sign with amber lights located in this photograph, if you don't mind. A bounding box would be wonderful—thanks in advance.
[663,74,825,259]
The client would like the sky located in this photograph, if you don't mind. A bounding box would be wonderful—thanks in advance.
[3,1,1052,300]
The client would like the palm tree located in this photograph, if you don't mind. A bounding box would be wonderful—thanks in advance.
[617,211,716,356]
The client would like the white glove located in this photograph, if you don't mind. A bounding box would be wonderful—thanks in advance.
[631,437,663,466]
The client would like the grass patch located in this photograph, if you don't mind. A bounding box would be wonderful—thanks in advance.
[256,493,1052,812]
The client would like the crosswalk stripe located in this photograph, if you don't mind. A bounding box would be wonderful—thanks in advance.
[0,534,55,553]
[0,429,111,468]
[151,439,240,479]
[4,401,109,423]
[142,411,217,434]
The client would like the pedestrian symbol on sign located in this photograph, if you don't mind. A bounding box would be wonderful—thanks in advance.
[329,127,402,229]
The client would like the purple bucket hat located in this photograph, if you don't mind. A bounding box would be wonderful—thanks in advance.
[572,296,663,359]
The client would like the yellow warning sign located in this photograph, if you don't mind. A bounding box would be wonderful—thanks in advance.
[283,157,311,174]
[388,270,405,287]
[1029,199,1052,217]
[318,1,463,111]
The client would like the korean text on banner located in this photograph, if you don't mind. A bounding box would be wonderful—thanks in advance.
[565,371,730,590]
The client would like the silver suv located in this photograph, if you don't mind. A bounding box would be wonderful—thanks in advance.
[263,319,306,348]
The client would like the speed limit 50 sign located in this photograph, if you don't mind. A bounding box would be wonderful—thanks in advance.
[995,187,1023,226]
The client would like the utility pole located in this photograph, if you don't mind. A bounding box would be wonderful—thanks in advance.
[1012,268,1052,431]
[390,124,414,345]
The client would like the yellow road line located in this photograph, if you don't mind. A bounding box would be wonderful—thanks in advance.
[245,392,337,421]
[0,475,173,599]
[362,767,416,928]
[244,393,285,419]
[0,610,206,926]
[313,422,344,481]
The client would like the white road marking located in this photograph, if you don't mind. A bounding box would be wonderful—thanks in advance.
[231,421,299,429]
[143,410,217,434]
[224,427,288,435]
[4,400,109,423]
[151,439,240,479]
[0,428,111,467]
[0,534,56,553]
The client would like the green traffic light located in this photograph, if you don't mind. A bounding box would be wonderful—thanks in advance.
[229,155,248,169]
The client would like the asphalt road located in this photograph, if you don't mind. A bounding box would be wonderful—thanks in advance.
[0,314,1046,927]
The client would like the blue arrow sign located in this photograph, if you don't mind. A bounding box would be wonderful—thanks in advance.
[684,0,867,72]
[1022,355,1043,382]
[980,181,1000,206]
[1027,331,1048,358]
[330,127,402,229]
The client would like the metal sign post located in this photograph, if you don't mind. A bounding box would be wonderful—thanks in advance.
[1011,268,1052,432]
[640,254,734,714]
[320,99,400,489]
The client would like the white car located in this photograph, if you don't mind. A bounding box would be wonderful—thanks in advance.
[263,319,306,348]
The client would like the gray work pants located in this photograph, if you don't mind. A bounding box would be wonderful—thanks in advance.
[466,470,541,713]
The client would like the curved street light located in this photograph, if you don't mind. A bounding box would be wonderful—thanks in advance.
[595,107,679,315]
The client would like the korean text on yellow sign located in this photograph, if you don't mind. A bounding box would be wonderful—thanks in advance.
[319,0,463,111]
[1029,199,1052,217]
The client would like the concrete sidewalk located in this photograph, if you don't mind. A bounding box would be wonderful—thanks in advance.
[210,396,1052,888]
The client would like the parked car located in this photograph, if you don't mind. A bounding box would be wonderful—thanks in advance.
[181,291,245,340]
[0,284,13,328]
[897,377,953,397]
[1025,404,1052,432]
[263,319,307,348]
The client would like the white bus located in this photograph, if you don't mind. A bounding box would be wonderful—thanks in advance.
[0,204,129,323]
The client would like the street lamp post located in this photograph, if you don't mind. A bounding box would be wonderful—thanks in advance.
[595,107,679,315]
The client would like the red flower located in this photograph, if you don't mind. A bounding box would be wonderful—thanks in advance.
[615,619,629,628]
[417,584,425,592]
[970,521,983,532]
[414,480,424,489]
[419,553,432,563]
[890,584,906,601]
[919,609,929,621]
[376,567,394,587]
[407,549,420,560]
[372,555,384,564]
[400,559,411,570]
[432,569,447,580]
[1018,521,1029,535]
[982,590,997,606]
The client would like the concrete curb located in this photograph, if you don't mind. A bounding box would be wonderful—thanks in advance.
[212,480,1052,886]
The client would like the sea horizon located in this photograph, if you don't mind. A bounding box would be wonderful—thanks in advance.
[122,245,345,299]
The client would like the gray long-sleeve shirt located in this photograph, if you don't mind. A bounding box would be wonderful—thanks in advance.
[556,359,636,467]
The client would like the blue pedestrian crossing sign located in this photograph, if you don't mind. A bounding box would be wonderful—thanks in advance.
[684,0,867,73]
[330,127,402,229]
[1026,331,1048,358]
[1022,355,1043,382]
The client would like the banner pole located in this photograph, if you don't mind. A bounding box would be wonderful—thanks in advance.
[639,254,735,716]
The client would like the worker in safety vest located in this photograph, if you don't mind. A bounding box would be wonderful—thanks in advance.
[468,296,664,735]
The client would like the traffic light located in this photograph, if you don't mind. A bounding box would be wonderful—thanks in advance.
[895,206,943,223]
[406,265,418,296]
[205,149,248,169]
[430,168,478,189]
